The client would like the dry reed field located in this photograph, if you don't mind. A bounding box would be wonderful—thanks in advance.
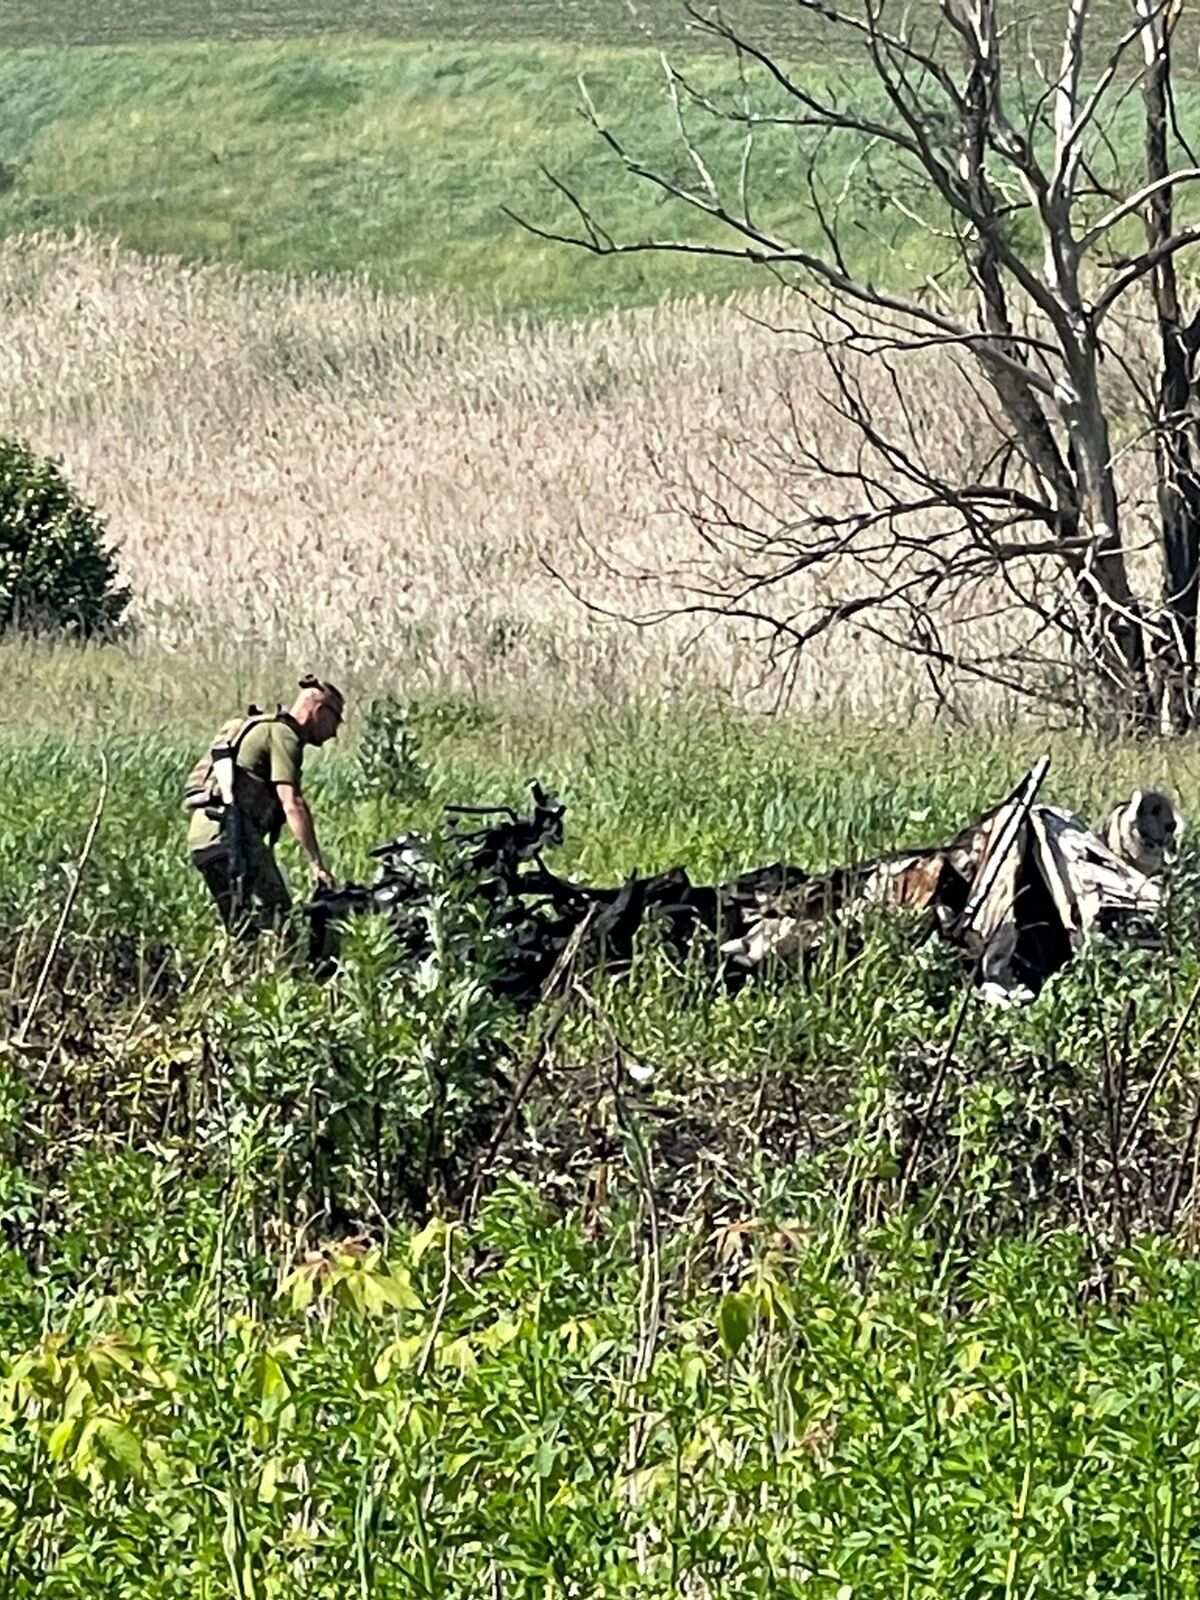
[1,231,1143,718]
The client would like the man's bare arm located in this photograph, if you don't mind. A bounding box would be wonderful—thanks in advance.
[276,783,334,889]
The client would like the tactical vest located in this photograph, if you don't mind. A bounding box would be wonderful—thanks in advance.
[183,708,281,819]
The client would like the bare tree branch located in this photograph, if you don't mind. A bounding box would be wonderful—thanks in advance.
[1081,167,1200,251]
[1094,226,1200,319]
[517,0,1200,729]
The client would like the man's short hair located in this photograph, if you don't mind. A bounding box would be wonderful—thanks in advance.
[298,673,345,717]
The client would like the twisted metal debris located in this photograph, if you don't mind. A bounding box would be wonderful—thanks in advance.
[306,761,1173,1004]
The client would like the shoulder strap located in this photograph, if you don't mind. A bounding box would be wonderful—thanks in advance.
[218,707,281,762]
[185,708,284,812]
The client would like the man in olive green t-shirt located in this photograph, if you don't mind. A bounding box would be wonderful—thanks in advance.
[188,676,344,933]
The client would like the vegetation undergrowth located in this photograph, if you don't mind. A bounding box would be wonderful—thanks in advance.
[2,668,1200,1591]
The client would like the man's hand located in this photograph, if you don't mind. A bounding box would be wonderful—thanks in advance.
[277,784,334,895]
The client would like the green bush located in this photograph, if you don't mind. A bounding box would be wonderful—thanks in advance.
[0,436,129,635]
[347,693,428,804]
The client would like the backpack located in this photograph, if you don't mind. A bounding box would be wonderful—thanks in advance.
[182,706,274,814]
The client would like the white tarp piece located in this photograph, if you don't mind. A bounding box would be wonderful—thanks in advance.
[721,758,1166,1003]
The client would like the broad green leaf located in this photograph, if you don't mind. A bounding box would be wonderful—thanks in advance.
[410,1220,445,1263]
[369,1269,422,1313]
[257,1354,286,1405]
[681,1350,707,1392]
[47,1416,75,1462]
[478,1318,521,1352]
[717,1292,755,1358]
[281,1269,315,1315]
[95,1419,144,1479]
[374,1335,424,1383]
[258,1457,281,1504]
[437,1337,478,1374]
[1091,1387,1133,1418]
[957,1339,986,1372]
[61,1374,93,1422]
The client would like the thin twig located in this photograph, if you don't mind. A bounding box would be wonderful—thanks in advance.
[896,984,974,1213]
[16,754,109,1049]
[614,1068,663,1479]
[416,1222,458,1382]
[1122,972,1200,1154]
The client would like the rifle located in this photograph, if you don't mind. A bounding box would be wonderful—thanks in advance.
[211,733,249,922]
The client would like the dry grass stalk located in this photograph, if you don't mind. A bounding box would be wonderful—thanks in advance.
[0,232,1161,717]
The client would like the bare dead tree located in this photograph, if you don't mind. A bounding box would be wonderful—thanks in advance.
[513,0,1200,730]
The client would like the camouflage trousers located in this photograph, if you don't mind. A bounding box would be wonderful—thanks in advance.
[191,833,291,937]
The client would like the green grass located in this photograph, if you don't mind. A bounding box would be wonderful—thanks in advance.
[1,30,1190,314]
[0,38,954,313]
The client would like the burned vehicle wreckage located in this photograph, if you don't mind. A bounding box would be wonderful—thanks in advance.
[305,759,1177,1006]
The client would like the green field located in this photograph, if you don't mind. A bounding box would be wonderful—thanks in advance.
[2,0,1196,315]
[0,0,842,319]
[1,15,1185,312]
[0,39,949,313]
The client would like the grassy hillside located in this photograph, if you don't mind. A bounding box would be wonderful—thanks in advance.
[0,40,948,314]
[2,35,1183,317]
